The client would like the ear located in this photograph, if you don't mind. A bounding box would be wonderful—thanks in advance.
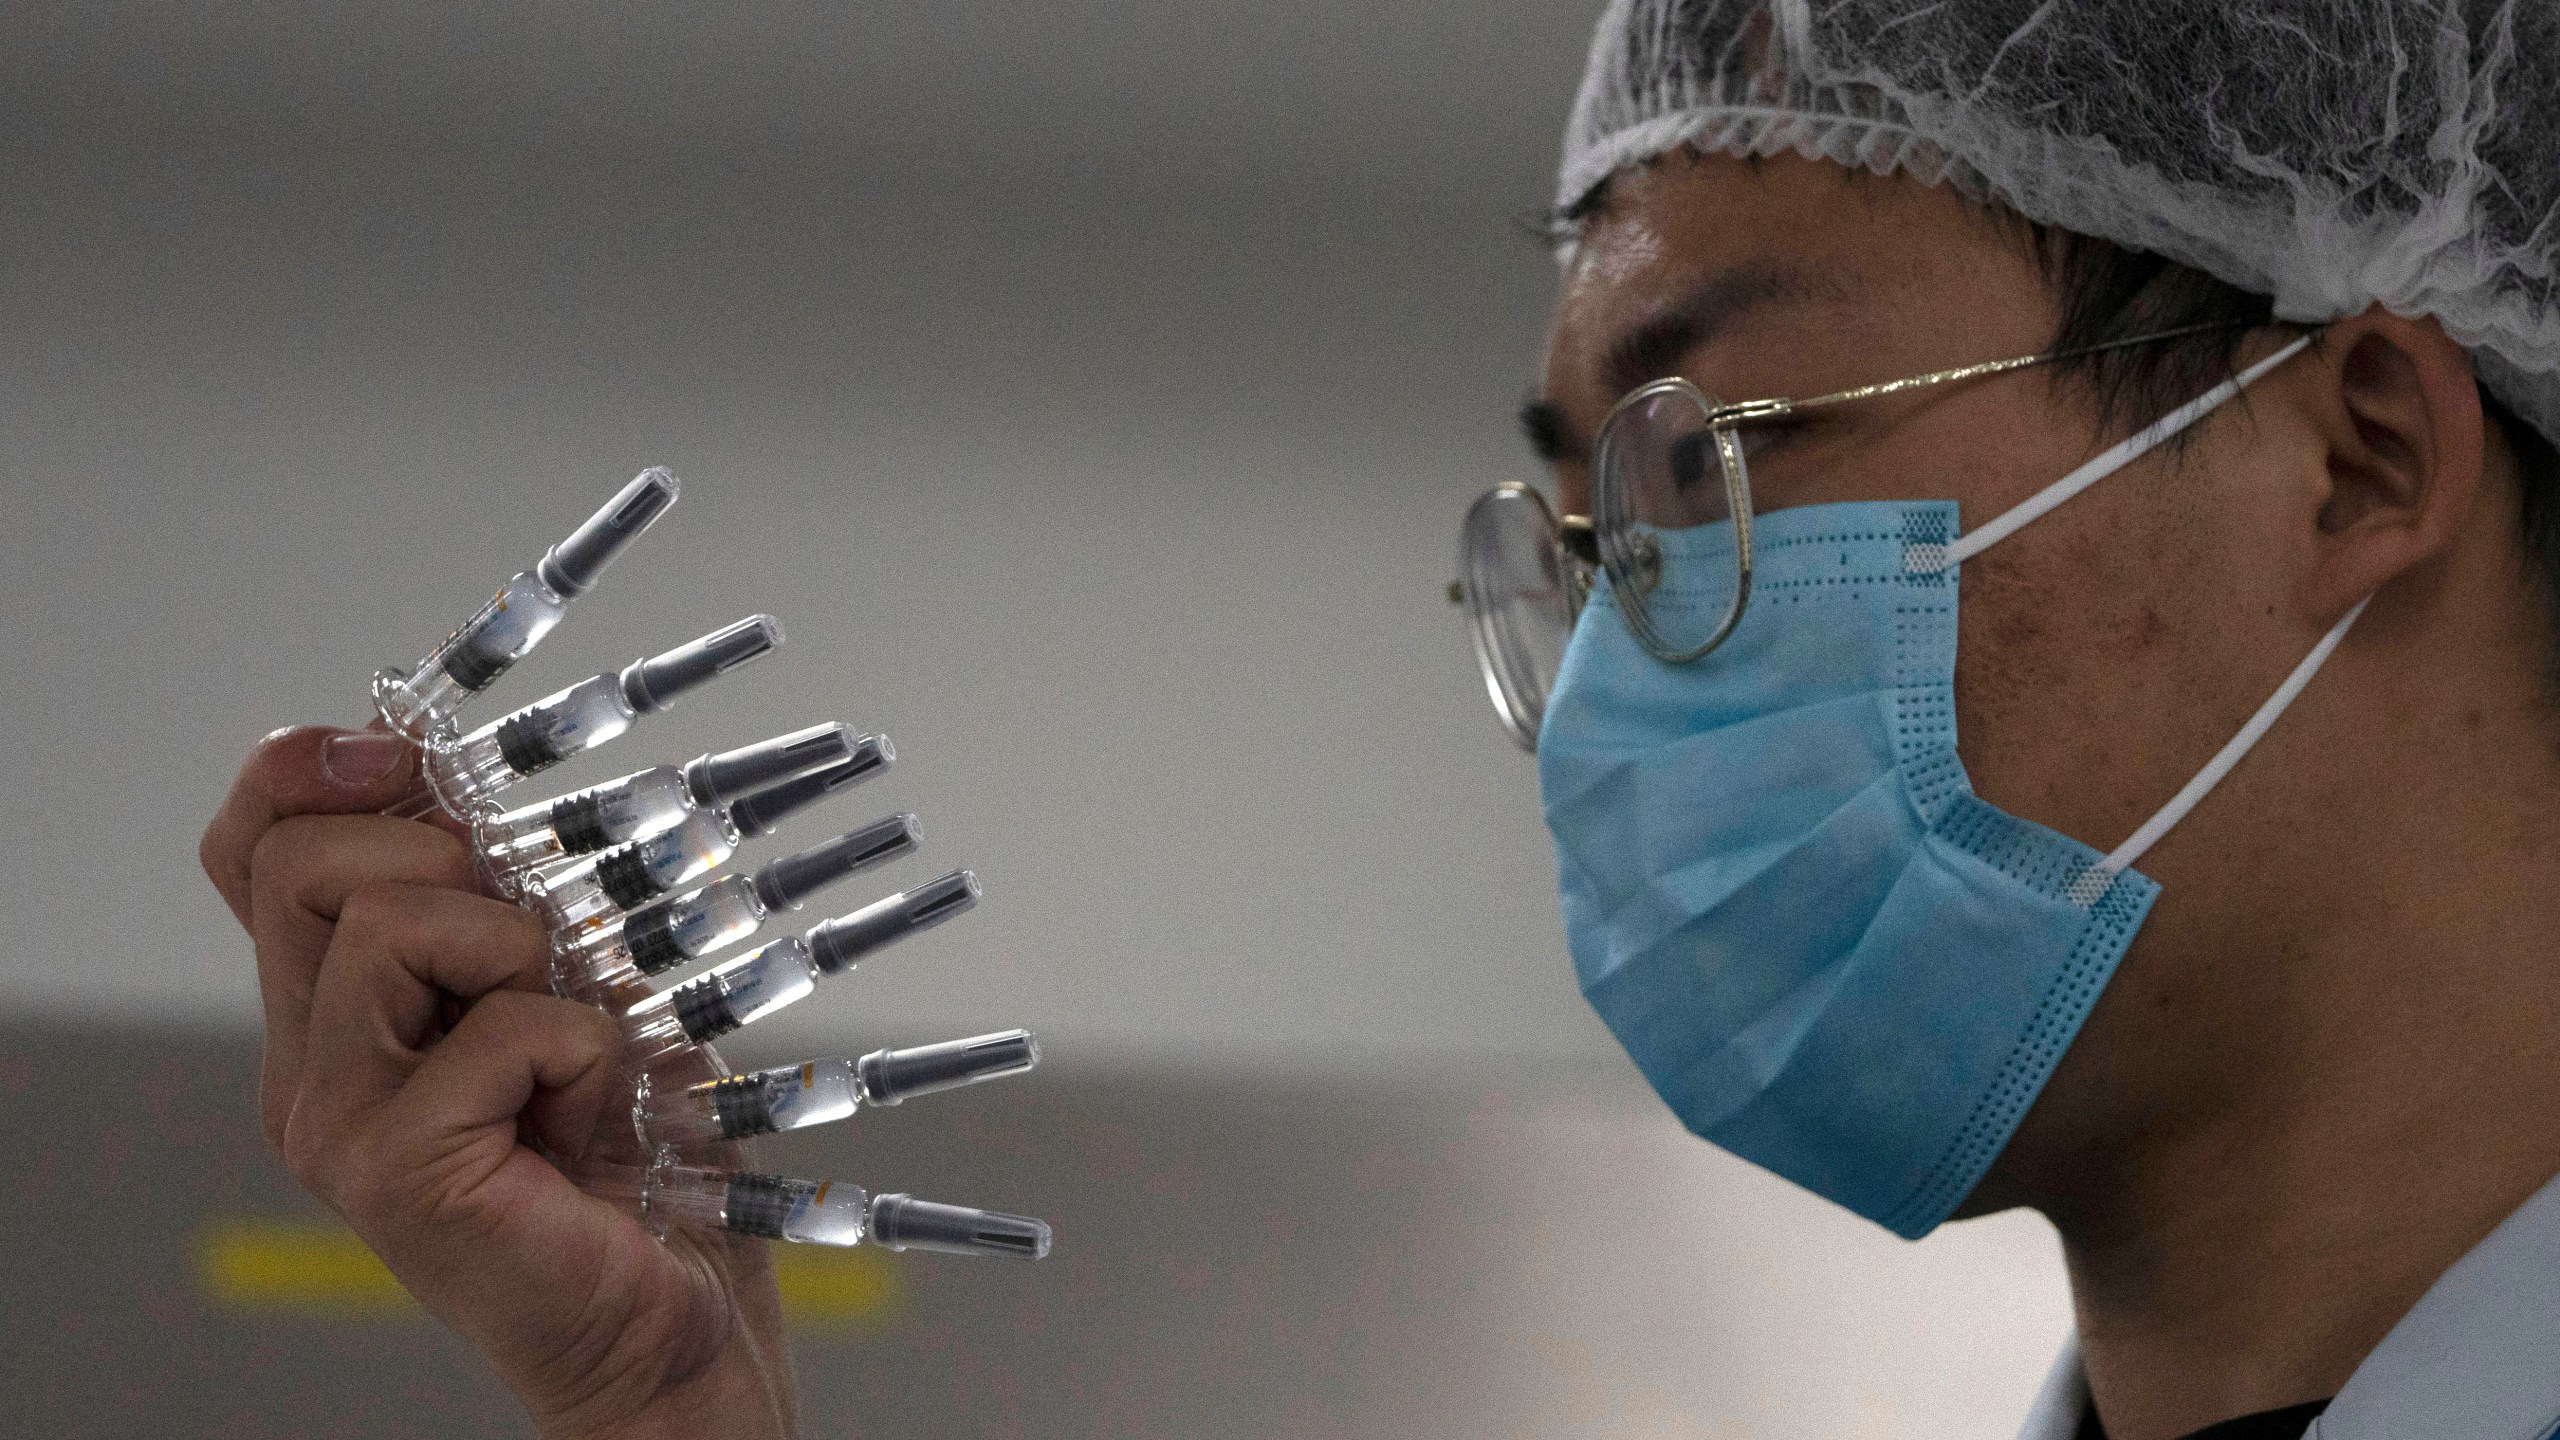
[2295,308,2489,620]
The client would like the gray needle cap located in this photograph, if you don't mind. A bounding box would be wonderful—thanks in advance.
[807,870,980,975]
[723,737,895,838]
[749,815,922,913]
[540,467,681,598]
[621,615,783,714]
[866,1194,1051,1260]
[856,1029,1039,1107]
[683,723,853,807]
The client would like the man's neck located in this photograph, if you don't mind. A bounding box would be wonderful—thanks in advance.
[2015,610,2560,1440]
[2060,1070,2555,1439]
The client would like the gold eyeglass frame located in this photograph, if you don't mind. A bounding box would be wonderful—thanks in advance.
[1558,320,2265,664]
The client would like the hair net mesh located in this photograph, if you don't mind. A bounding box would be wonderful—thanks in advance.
[1560,1,2560,446]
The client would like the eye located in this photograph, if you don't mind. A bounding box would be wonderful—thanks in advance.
[1668,432,1716,494]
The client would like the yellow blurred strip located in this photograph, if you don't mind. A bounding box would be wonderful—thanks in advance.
[195,1219,901,1325]
[198,1219,416,1312]
[770,1246,902,1327]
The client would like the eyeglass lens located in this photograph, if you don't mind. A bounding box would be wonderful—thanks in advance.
[1593,385,1748,660]
[1458,485,1579,748]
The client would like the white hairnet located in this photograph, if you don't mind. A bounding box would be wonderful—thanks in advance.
[1559,1,2560,445]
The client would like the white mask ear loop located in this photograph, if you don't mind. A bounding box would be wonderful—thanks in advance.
[1903,334,2320,576]
[2063,596,2368,907]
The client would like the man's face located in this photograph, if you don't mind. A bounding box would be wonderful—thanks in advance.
[1531,153,2334,1212]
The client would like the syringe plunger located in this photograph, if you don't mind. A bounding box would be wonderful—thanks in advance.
[810,870,982,975]
[857,1028,1039,1105]
[539,467,684,599]
[728,738,895,838]
[619,614,783,714]
[869,1193,1053,1260]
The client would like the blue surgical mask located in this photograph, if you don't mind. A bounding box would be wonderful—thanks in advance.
[1536,337,2360,1238]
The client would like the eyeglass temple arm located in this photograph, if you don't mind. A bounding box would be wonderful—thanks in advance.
[1558,514,1601,567]
[1705,320,2273,427]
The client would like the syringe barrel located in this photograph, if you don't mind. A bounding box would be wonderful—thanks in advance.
[646,1057,862,1146]
[437,613,787,815]
[613,874,769,978]
[857,1029,1040,1107]
[632,1158,730,1234]
[808,870,981,976]
[528,808,742,931]
[478,765,693,875]
[867,1193,1052,1260]
[430,674,636,810]
[632,936,820,1052]
[376,571,570,737]
[721,1173,870,1247]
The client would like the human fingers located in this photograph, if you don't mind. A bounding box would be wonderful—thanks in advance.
[245,815,485,1150]
[201,725,423,928]
[287,881,556,1145]
[289,991,777,1437]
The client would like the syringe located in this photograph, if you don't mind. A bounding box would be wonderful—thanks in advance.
[421,615,783,815]
[636,1030,1039,1147]
[583,1157,1051,1259]
[527,738,895,933]
[622,870,981,1066]
[374,469,682,739]
[476,723,855,892]
[555,815,923,990]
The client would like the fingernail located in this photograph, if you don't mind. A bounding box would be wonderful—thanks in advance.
[322,733,411,785]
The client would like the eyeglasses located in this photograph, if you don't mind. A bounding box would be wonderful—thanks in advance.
[1454,323,2253,750]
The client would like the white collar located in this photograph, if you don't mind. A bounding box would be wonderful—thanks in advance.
[2014,1167,2560,1440]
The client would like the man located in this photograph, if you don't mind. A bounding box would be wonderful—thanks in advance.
[202,2,2560,1436]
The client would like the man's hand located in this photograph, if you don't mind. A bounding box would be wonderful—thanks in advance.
[202,725,796,1439]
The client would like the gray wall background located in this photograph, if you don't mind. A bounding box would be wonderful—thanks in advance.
[0,4,2072,1435]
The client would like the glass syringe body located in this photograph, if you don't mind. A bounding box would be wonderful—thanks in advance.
[532,808,741,934]
[376,571,570,737]
[623,938,820,1066]
[620,869,982,1067]
[567,873,771,980]
[640,1031,1040,1147]
[562,814,924,986]
[424,615,784,813]
[589,1159,1052,1258]
[645,1162,873,1246]
[433,672,634,800]
[478,722,854,885]
[648,1058,863,1147]
[373,468,680,738]
[481,765,696,874]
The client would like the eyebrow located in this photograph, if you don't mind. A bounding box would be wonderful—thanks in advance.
[1521,261,1859,467]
